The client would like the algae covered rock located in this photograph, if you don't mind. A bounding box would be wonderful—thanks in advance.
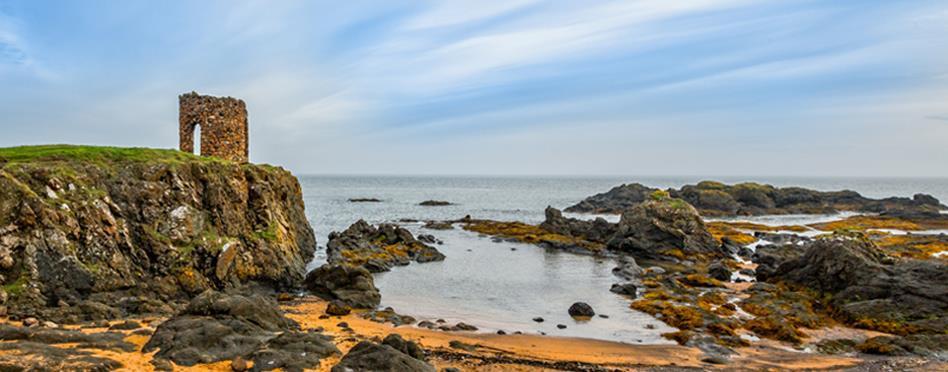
[0,146,316,322]
[327,220,445,273]
[768,238,948,335]
[607,193,724,260]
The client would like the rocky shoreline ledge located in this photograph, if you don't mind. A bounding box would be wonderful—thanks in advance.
[1,148,945,371]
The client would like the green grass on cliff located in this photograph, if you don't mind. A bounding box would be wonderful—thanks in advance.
[0,145,228,165]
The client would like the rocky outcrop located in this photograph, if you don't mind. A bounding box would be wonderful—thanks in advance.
[144,290,339,367]
[540,207,616,244]
[768,238,948,335]
[567,181,945,216]
[606,194,724,260]
[304,264,381,309]
[0,146,316,323]
[327,220,445,273]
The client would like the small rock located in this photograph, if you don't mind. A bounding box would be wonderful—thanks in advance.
[454,322,478,331]
[325,300,352,316]
[532,317,544,323]
[442,368,461,372]
[556,324,567,329]
[231,356,249,371]
[707,261,732,282]
[319,314,330,320]
[108,320,141,330]
[568,302,595,318]
[22,317,39,327]
[337,322,349,328]
[598,314,610,319]
[702,355,730,365]
[42,321,59,328]
[496,330,506,335]
[610,283,637,297]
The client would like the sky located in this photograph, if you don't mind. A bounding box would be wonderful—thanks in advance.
[1,0,947,177]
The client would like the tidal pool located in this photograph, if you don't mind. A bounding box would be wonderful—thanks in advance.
[373,227,676,344]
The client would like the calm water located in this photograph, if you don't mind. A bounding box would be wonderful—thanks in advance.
[298,175,948,343]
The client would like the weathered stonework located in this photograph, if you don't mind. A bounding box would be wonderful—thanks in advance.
[179,92,249,163]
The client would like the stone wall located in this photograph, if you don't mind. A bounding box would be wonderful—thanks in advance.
[179,92,249,163]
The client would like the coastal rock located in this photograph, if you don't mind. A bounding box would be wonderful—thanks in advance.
[348,198,381,203]
[0,146,316,322]
[325,300,352,316]
[304,264,381,309]
[326,220,445,273]
[707,261,731,282]
[143,290,339,367]
[768,238,948,334]
[419,200,451,206]
[331,338,436,372]
[751,244,803,281]
[540,207,617,243]
[567,181,946,216]
[610,283,637,298]
[568,302,595,318]
[564,183,656,214]
[606,193,724,260]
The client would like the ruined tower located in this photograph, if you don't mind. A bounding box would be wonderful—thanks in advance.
[179,92,249,163]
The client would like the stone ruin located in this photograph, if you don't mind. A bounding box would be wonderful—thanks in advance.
[179,92,249,163]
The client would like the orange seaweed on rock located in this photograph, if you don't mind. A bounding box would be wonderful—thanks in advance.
[461,220,605,252]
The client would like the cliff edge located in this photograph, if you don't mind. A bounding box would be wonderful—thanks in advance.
[0,145,315,322]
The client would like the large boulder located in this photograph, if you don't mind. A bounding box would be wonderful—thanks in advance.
[304,264,381,309]
[143,290,339,367]
[606,194,724,260]
[768,238,948,334]
[327,220,445,273]
[331,336,435,372]
[540,207,617,243]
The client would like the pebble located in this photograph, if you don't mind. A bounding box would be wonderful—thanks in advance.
[556,324,567,329]
[532,317,544,323]
[22,317,39,327]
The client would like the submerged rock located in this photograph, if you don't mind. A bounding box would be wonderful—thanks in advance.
[304,264,381,309]
[419,200,451,206]
[327,220,445,273]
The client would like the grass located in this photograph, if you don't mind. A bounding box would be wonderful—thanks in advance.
[3,275,29,298]
[0,145,230,166]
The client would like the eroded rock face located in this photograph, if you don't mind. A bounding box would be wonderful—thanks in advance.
[143,290,339,367]
[565,183,656,214]
[769,238,948,334]
[0,150,316,322]
[304,264,381,309]
[607,198,724,260]
[327,220,445,273]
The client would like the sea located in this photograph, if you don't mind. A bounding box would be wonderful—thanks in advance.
[298,175,948,344]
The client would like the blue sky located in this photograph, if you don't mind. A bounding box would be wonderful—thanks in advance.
[2,0,947,176]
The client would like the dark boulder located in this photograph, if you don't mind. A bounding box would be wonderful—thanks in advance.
[610,283,637,298]
[419,200,451,206]
[325,300,352,316]
[768,239,948,334]
[707,261,731,282]
[540,207,617,244]
[606,195,724,260]
[143,290,339,367]
[568,302,595,318]
[331,338,436,372]
[304,264,381,309]
[752,244,803,281]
